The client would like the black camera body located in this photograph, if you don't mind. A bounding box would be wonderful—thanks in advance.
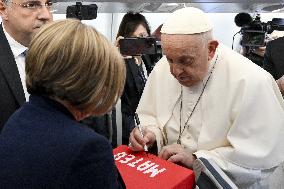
[235,13,284,47]
[240,15,266,47]
[66,2,98,20]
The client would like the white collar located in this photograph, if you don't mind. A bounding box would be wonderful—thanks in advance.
[202,47,218,85]
[2,24,27,58]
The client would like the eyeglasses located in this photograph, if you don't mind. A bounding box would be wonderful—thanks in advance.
[131,34,149,38]
[10,1,53,10]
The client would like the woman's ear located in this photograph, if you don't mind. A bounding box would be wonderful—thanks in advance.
[208,40,219,60]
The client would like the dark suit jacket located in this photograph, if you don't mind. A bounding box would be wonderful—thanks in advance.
[0,24,25,130]
[120,55,155,144]
[263,37,284,80]
[0,95,125,189]
[121,55,154,115]
[81,108,118,148]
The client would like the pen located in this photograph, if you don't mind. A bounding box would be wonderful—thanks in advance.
[134,113,148,151]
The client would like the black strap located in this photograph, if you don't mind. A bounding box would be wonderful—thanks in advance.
[138,64,147,84]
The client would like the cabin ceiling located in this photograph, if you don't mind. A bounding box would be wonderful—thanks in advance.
[53,0,284,14]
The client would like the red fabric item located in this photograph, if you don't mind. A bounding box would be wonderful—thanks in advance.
[113,145,195,189]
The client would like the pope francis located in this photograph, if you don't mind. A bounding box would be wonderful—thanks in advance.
[129,7,284,188]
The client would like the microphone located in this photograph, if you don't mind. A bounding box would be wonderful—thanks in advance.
[234,13,253,27]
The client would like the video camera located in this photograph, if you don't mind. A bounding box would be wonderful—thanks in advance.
[235,13,284,47]
[66,2,98,20]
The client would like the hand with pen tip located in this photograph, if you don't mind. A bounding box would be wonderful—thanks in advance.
[128,126,156,152]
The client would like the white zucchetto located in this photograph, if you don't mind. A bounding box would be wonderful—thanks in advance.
[161,7,213,34]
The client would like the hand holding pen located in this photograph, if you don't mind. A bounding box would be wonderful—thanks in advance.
[134,113,148,151]
[128,113,156,152]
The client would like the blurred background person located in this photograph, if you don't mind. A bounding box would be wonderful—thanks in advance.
[116,12,156,145]
[232,34,267,67]
[0,0,53,130]
[0,19,125,189]
[263,30,284,95]
[151,24,164,63]
[240,45,266,67]
[233,12,276,68]
[263,36,284,95]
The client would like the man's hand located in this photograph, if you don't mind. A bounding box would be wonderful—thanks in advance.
[254,46,266,57]
[159,144,196,169]
[129,127,156,151]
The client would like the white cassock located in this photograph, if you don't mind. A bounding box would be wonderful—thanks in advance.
[136,44,284,188]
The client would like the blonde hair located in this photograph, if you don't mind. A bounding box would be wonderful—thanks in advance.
[26,19,125,115]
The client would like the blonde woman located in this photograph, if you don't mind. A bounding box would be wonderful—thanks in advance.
[0,19,125,188]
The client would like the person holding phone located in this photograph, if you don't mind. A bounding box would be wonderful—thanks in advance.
[116,12,156,145]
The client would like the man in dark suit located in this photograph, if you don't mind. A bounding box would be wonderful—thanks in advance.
[263,36,284,94]
[263,36,284,80]
[0,0,53,130]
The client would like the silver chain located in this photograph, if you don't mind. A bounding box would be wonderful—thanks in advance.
[177,55,218,145]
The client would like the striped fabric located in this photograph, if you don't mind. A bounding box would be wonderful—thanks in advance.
[193,157,238,189]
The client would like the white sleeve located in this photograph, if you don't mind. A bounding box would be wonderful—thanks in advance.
[137,57,181,152]
[194,150,275,188]
[194,71,284,188]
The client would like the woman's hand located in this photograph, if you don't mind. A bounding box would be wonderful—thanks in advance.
[115,36,133,59]
[114,36,124,48]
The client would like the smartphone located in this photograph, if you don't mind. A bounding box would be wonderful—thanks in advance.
[119,37,157,56]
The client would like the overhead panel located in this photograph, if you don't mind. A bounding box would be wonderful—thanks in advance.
[53,0,284,13]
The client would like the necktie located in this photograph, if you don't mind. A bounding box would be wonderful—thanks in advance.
[22,50,28,57]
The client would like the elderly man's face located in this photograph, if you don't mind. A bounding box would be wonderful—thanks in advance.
[162,34,212,87]
[0,0,53,46]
